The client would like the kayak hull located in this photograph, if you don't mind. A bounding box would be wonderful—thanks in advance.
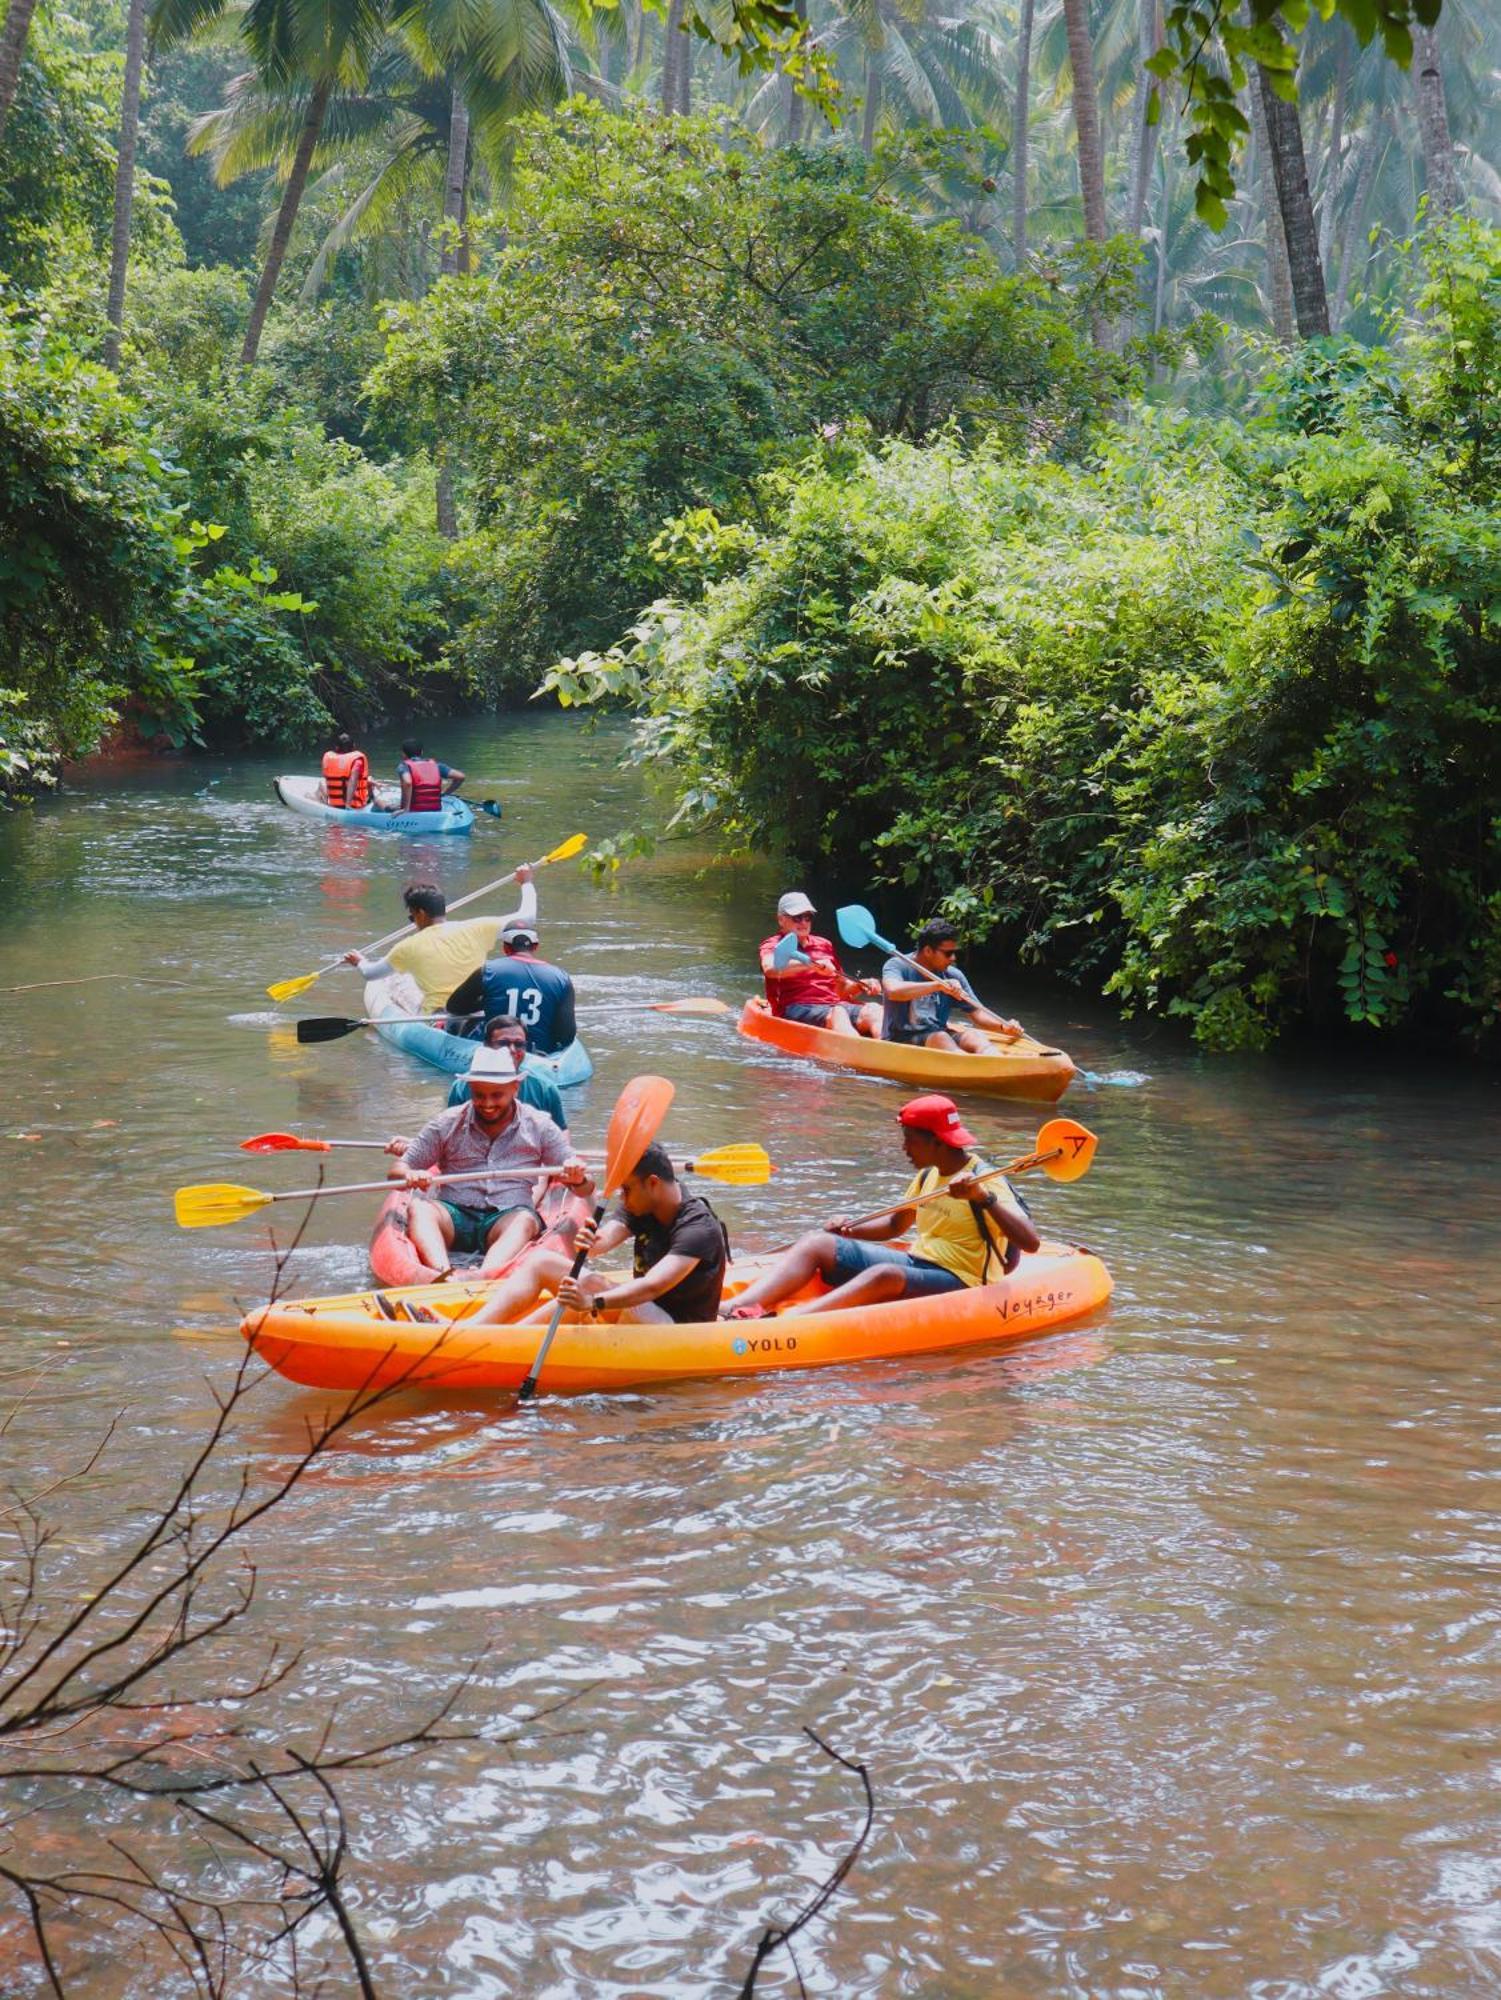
[274,775,475,837]
[243,1241,1112,1397]
[737,998,1075,1102]
[369,1180,591,1288]
[367,975,593,1088]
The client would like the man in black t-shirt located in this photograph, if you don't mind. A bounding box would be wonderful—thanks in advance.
[468,1142,729,1328]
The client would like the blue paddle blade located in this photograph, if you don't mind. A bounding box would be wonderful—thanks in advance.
[772,931,811,970]
[478,799,503,819]
[836,903,895,954]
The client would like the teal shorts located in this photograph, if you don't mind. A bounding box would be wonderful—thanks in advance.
[437,1199,537,1256]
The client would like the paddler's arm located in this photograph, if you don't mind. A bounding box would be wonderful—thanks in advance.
[561,1251,700,1318]
[948,1175,1040,1255]
[445,967,484,1016]
[344,951,395,979]
[965,1002,1023,1037]
[442,764,466,795]
[827,1204,915,1244]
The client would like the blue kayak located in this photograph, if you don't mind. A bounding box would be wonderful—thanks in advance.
[368,977,594,1088]
[274,775,475,836]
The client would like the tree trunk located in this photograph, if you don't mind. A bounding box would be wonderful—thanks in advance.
[440,85,469,278]
[1332,115,1381,329]
[1317,27,1350,277]
[1126,0,1159,236]
[0,0,40,145]
[1152,135,1171,333]
[661,0,683,113]
[677,15,692,114]
[1012,0,1034,264]
[783,0,808,142]
[1254,63,1329,338]
[103,0,149,371]
[860,51,881,156]
[436,86,471,539]
[240,74,333,368]
[632,0,649,74]
[1061,0,1108,243]
[1411,20,1459,222]
[1248,72,1295,342]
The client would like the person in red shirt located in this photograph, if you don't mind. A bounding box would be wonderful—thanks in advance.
[759,891,880,1039]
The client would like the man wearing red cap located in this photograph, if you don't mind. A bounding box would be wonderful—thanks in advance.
[721,1094,1039,1319]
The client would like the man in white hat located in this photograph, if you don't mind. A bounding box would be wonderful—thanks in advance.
[388,1044,588,1280]
[758,891,880,1039]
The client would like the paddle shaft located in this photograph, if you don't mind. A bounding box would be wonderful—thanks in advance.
[860,937,1060,1056]
[836,1149,1061,1235]
[260,1165,587,1205]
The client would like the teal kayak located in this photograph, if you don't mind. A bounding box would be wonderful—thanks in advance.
[367,977,593,1088]
[275,775,476,836]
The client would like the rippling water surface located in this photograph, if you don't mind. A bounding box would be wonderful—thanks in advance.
[1,716,1498,1997]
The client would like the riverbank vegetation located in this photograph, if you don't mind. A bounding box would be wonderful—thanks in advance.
[0,0,1497,1038]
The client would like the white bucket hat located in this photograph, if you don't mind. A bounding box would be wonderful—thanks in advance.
[777,890,816,918]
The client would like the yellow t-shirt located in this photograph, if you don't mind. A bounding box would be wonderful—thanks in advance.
[387,918,503,1012]
[903,1154,1010,1289]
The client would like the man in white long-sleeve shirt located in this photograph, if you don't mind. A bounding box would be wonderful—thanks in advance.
[343,863,536,1015]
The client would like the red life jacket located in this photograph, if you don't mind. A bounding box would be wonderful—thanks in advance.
[404,757,443,813]
[322,748,369,809]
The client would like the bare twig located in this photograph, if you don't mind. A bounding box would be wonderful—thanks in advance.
[736,1726,876,1997]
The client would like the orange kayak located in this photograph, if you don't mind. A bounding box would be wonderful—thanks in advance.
[368,1180,591,1288]
[737,998,1076,1102]
[242,1241,1111,1397]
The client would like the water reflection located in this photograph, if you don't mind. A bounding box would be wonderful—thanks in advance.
[0,714,1498,1997]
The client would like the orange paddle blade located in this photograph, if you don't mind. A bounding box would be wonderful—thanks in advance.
[240,1132,330,1154]
[1034,1117,1097,1182]
[648,997,732,1017]
[601,1074,676,1195]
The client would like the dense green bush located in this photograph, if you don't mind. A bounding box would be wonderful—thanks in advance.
[543,228,1501,1048]
[372,103,1143,699]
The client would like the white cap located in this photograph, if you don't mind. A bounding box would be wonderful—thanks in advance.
[464,1044,522,1087]
[777,891,816,918]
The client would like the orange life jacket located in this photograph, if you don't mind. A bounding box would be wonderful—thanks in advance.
[322,748,370,809]
[404,757,443,813]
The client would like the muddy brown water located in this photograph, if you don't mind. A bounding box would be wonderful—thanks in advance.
[1,714,1498,1996]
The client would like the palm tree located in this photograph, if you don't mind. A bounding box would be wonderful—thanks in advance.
[1060,0,1107,242]
[151,0,392,366]
[1253,61,1329,336]
[0,0,39,144]
[1411,18,1459,219]
[1013,0,1035,261]
[104,0,151,370]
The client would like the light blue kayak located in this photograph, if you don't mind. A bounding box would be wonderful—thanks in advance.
[368,977,594,1087]
[275,774,475,836]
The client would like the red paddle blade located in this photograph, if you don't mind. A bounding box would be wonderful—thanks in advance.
[239,1132,330,1154]
[602,1074,676,1195]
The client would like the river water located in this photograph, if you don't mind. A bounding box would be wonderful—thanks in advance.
[1,713,1498,1998]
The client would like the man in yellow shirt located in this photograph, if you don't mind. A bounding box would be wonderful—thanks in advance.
[721,1094,1039,1319]
[342,864,535,1015]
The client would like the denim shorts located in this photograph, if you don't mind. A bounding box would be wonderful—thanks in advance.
[828,1236,966,1298]
[784,1001,863,1028]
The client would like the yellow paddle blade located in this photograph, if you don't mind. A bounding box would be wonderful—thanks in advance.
[1034,1118,1097,1182]
[174,1182,276,1229]
[267,969,322,1004]
[686,1143,772,1185]
[543,832,588,864]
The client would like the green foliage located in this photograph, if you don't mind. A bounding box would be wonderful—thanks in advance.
[0,306,333,759]
[549,225,1501,1048]
[0,8,121,293]
[1154,0,1446,229]
[371,103,1136,696]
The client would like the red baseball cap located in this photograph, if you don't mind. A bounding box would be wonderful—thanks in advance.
[897,1094,977,1149]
